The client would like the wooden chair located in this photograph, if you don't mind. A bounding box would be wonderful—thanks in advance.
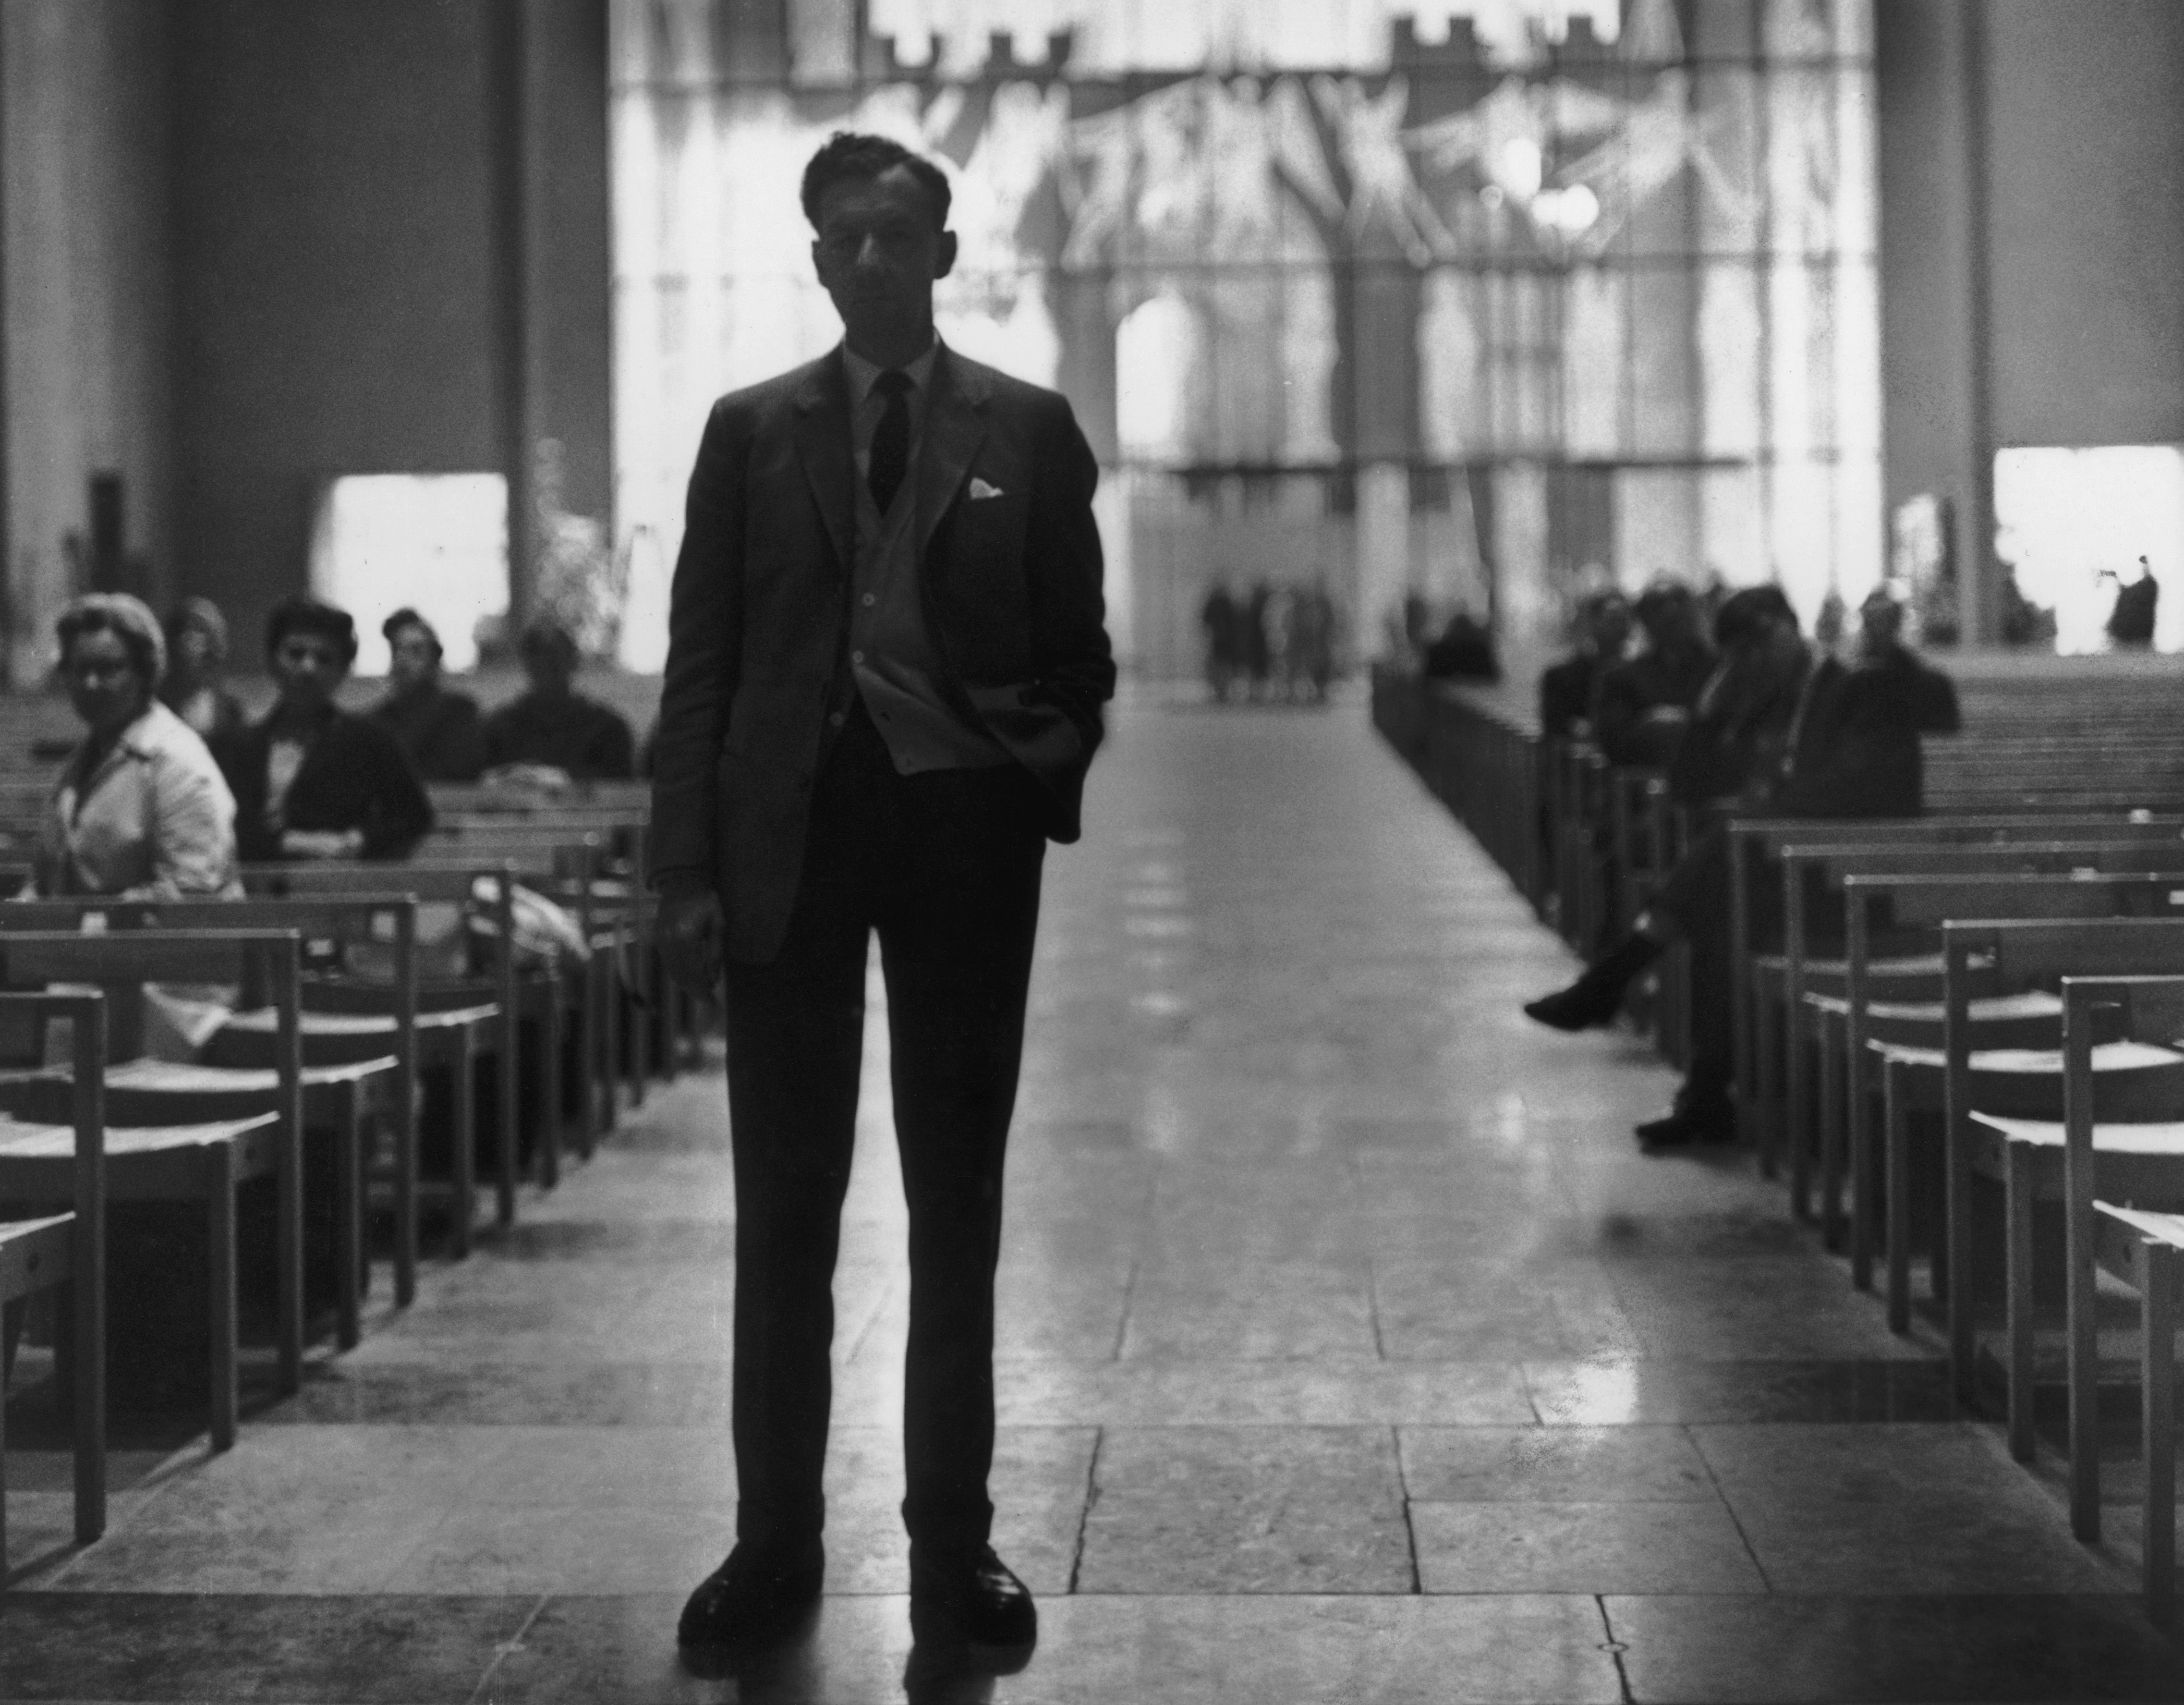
[0,931,296,1450]
[1938,920,2184,1453]
[1773,838,2184,1210]
[1821,870,2184,1281]
[2087,1198,2184,1621]
[248,865,522,1233]
[1962,974,2184,1567]
[1724,814,2184,1161]
[0,991,105,1574]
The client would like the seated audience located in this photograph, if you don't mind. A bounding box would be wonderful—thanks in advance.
[215,596,433,862]
[1421,607,1500,682]
[482,617,636,785]
[1521,584,1958,1151]
[158,596,247,744]
[33,593,241,900]
[369,608,487,782]
[1591,580,1714,767]
[1539,591,1631,741]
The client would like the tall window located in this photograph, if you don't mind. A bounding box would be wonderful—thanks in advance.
[610,0,1879,677]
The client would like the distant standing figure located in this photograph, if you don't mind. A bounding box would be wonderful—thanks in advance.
[369,609,487,782]
[2108,557,2159,649]
[1199,581,1241,702]
[158,597,247,744]
[1290,584,1336,703]
[214,596,434,863]
[1243,581,1273,698]
[482,618,636,785]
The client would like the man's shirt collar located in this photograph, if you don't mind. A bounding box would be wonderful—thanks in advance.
[842,336,940,405]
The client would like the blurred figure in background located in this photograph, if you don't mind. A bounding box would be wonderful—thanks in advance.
[1292,583,1337,704]
[35,593,240,900]
[159,597,247,744]
[2106,556,2159,650]
[1539,589,1631,742]
[1242,582,1273,699]
[1591,580,1713,767]
[482,617,636,787]
[216,596,433,862]
[1422,605,1500,682]
[1199,579,1242,703]
[369,609,486,782]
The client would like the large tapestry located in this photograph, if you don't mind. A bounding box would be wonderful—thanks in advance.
[610,0,1878,677]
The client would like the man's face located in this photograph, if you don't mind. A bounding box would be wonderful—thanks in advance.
[388,625,438,695]
[1857,595,1904,661]
[811,166,957,351]
[523,645,575,697]
[273,631,348,712]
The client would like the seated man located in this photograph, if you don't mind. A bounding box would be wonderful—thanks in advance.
[1520,585,1957,1150]
[482,617,636,786]
[215,596,434,863]
[1538,591,1631,742]
[1591,579,1715,768]
[369,609,487,782]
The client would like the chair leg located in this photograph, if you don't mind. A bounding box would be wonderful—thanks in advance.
[1947,1115,1978,1407]
[475,1031,507,1233]
[337,1087,363,1352]
[1884,1067,1913,1333]
[66,1273,103,1544]
[628,941,649,1108]
[1788,998,1813,1223]
[1819,1011,1845,1252]
[451,1044,476,1263]
[2142,1241,2176,1626]
[394,1053,419,1309]
[208,1145,239,1452]
[540,977,564,1189]
[2005,1143,2037,1462]
[1850,1030,1877,1290]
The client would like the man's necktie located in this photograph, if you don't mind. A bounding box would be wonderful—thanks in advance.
[868,370,912,515]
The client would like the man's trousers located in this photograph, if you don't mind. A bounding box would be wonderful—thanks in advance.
[720,701,1045,1561]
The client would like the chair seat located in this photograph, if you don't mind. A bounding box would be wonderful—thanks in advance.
[0,1211,73,1303]
[1972,1115,2184,1157]
[1869,1039,2184,1074]
[228,1003,498,1035]
[2095,1200,2184,1247]
[1755,950,1946,979]
[0,1112,276,1159]
[1806,990,2063,1023]
[104,1056,395,1092]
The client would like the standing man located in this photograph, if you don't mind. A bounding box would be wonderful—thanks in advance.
[648,133,1114,1654]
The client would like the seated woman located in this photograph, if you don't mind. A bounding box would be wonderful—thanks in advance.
[481,617,636,787]
[368,608,487,782]
[157,596,248,745]
[214,596,433,863]
[34,593,242,900]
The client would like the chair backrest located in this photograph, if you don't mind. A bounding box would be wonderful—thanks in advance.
[245,861,519,1010]
[0,987,108,1536]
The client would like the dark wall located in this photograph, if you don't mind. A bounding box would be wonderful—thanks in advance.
[170,0,610,653]
[1877,0,2184,642]
[1983,0,2184,447]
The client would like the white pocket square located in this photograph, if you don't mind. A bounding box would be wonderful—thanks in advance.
[968,477,1005,500]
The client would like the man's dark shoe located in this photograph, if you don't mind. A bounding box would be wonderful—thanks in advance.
[1523,973,1626,1032]
[676,1546,823,1649]
[1635,1093,1736,1151]
[908,1544,1037,1650]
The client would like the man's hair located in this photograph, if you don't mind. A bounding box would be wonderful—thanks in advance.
[383,607,441,658]
[1713,584,1798,650]
[519,616,579,671]
[59,593,166,689]
[265,595,358,666]
[164,595,229,664]
[800,132,951,233]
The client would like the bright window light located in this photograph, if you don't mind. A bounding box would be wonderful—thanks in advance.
[308,474,510,675]
[1994,446,2184,654]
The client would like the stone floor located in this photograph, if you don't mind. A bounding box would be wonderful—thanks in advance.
[5,699,2184,1701]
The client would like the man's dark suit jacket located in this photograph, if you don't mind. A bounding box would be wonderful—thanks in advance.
[648,345,1116,964]
[215,709,435,863]
[1774,645,1961,819]
[370,684,487,783]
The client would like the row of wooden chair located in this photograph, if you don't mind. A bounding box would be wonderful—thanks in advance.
[1371,661,2184,1622]
[0,779,695,1584]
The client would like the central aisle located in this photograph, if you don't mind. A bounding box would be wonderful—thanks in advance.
[6,701,2180,1702]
